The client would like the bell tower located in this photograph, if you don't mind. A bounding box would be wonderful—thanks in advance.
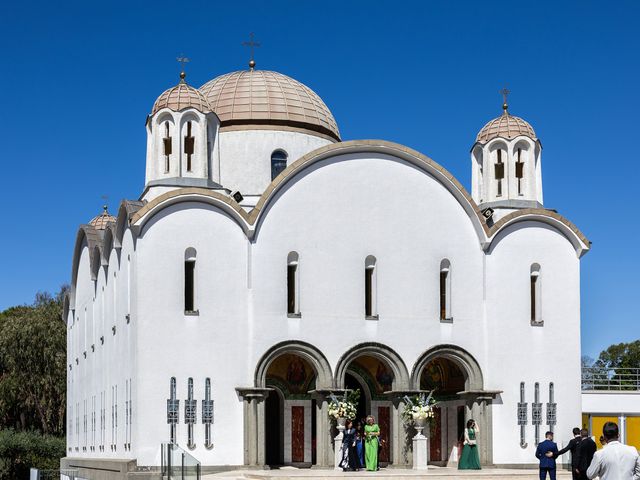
[143,69,221,201]
[471,90,543,220]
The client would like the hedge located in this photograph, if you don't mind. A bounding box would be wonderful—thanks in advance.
[0,429,65,480]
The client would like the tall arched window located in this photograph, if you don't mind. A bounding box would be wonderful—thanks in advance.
[287,252,300,316]
[495,147,505,196]
[184,121,195,172]
[271,150,288,180]
[515,147,525,195]
[185,248,198,314]
[530,264,542,325]
[365,256,378,319]
[163,121,172,173]
[440,259,452,322]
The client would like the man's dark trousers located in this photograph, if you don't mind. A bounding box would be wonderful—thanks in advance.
[539,467,556,480]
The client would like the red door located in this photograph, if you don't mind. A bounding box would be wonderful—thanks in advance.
[430,407,442,462]
[378,406,391,463]
[291,406,305,462]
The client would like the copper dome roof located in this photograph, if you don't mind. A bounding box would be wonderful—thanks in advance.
[199,70,340,141]
[151,74,213,116]
[89,207,116,230]
[476,111,537,144]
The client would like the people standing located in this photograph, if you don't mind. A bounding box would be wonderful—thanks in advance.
[575,429,596,480]
[458,419,481,470]
[555,427,582,480]
[586,421,640,479]
[339,419,360,471]
[536,431,559,480]
[364,415,380,471]
[355,422,365,469]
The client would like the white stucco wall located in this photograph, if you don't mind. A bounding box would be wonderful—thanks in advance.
[582,392,640,415]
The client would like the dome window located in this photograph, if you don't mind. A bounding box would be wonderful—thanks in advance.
[495,148,505,197]
[516,148,525,195]
[271,150,288,180]
[184,121,195,172]
[163,122,172,173]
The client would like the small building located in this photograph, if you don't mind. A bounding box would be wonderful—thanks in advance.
[63,62,590,477]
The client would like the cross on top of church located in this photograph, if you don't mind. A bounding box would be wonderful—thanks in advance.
[242,33,260,70]
[500,87,510,114]
[101,195,109,213]
[176,55,190,82]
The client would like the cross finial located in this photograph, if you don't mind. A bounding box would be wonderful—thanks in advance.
[100,195,109,214]
[176,55,190,82]
[242,33,261,70]
[500,87,510,114]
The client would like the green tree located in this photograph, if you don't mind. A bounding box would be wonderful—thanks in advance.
[0,287,67,435]
[593,340,640,390]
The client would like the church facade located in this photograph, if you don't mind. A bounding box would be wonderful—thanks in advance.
[63,63,590,477]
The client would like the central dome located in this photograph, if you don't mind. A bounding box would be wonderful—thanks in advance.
[199,70,340,141]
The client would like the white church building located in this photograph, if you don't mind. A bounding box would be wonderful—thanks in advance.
[63,61,590,478]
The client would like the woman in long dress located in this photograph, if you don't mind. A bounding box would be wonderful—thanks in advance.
[458,419,481,470]
[364,415,380,471]
[339,420,360,471]
[355,422,365,468]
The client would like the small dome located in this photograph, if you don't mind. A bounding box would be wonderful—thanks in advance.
[199,69,340,141]
[151,74,212,116]
[89,207,116,230]
[476,112,537,144]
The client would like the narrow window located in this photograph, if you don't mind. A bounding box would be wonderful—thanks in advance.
[184,248,197,314]
[163,122,172,173]
[516,148,524,195]
[203,378,214,448]
[184,121,195,172]
[271,150,288,180]
[518,382,527,448]
[530,264,542,325]
[168,377,178,444]
[440,259,452,322]
[533,382,541,445]
[495,148,504,196]
[365,256,377,318]
[185,378,196,449]
[287,252,300,316]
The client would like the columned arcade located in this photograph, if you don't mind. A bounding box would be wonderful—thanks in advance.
[237,342,499,469]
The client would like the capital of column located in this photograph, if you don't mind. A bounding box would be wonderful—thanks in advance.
[235,387,273,401]
[383,390,431,406]
[307,389,350,402]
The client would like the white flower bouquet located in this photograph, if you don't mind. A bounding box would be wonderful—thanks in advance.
[402,392,437,423]
[327,390,359,420]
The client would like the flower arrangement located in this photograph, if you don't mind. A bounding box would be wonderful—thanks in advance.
[402,391,437,423]
[327,389,360,420]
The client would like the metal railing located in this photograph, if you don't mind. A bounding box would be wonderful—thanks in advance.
[30,469,80,480]
[161,442,201,480]
[582,367,640,391]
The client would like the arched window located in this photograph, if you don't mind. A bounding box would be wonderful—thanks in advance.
[287,252,300,316]
[440,259,452,322]
[365,256,378,319]
[184,121,195,172]
[495,147,505,196]
[516,147,525,195]
[530,264,542,325]
[271,150,288,180]
[163,121,172,173]
[185,248,197,314]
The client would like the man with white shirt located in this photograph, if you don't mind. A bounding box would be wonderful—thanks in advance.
[587,422,640,480]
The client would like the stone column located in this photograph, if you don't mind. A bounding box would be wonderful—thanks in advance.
[236,387,272,467]
[309,389,348,468]
[460,390,500,466]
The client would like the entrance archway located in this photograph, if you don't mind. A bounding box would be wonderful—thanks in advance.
[253,341,333,468]
[411,345,493,466]
[335,343,411,466]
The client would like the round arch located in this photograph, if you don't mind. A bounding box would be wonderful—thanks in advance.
[254,340,333,390]
[411,344,484,391]
[335,342,410,391]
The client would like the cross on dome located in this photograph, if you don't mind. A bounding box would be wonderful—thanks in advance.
[242,32,261,70]
[500,87,510,114]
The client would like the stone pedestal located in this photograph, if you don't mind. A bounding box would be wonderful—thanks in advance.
[334,422,345,470]
[412,430,429,470]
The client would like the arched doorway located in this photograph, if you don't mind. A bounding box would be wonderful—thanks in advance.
[335,343,411,467]
[264,353,317,466]
[419,357,466,466]
[411,345,492,466]
[252,341,333,468]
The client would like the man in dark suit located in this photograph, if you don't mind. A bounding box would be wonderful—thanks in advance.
[536,431,559,480]
[574,429,596,480]
[555,427,582,480]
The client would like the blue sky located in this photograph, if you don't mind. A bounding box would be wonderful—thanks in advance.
[0,0,638,359]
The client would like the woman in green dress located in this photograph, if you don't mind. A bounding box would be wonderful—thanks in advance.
[458,419,481,469]
[364,415,380,471]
